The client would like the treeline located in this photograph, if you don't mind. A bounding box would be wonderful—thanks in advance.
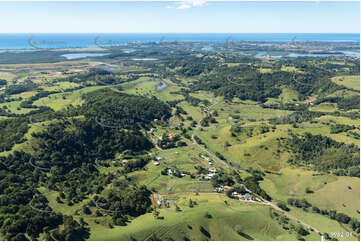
[243,175,272,201]
[269,109,359,124]
[166,55,218,77]
[19,85,85,111]
[56,69,126,85]
[286,133,359,177]
[287,198,360,234]
[269,110,323,124]
[4,81,37,95]
[187,56,346,102]
[170,89,210,107]
[230,124,271,137]
[330,124,357,134]
[20,90,59,109]
[82,89,171,130]
[210,171,236,187]
[0,118,29,152]
[0,152,90,240]
[314,95,360,111]
[192,64,282,102]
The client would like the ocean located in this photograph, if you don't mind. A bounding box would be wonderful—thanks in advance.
[0,33,359,50]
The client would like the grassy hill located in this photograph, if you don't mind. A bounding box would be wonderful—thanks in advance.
[88,193,320,241]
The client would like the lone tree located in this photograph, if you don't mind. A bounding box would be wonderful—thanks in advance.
[204,212,212,219]
[189,199,194,208]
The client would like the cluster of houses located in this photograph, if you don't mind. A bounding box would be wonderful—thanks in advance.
[166,168,186,177]
[153,156,162,166]
[153,156,186,177]
[214,185,253,201]
[200,154,217,180]
[233,192,253,201]
[149,153,255,204]
[204,168,217,180]
[214,185,232,193]
[200,154,215,167]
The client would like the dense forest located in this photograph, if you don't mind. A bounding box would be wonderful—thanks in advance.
[286,133,360,177]
[31,119,152,173]
[190,64,341,102]
[82,89,171,130]
[56,69,126,86]
[0,151,90,240]
[0,89,173,240]
[160,55,353,103]
[0,118,29,152]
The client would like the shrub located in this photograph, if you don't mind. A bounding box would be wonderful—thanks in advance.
[277,201,290,212]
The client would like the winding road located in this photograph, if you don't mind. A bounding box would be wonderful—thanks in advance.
[190,100,325,239]
[144,99,324,240]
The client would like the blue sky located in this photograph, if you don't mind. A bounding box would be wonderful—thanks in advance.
[0,1,359,33]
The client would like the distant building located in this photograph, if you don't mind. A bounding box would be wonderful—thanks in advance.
[156,157,163,161]
[153,162,160,166]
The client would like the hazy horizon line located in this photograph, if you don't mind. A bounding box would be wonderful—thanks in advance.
[0,32,360,34]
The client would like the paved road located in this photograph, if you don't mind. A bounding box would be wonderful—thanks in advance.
[265,201,322,235]
[191,100,324,238]
[146,100,324,239]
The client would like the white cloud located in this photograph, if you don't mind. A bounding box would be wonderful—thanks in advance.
[167,0,207,10]
[186,0,207,7]
[177,3,191,9]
